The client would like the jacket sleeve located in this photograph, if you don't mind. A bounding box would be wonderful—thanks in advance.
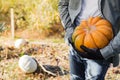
[100,32,119,59]
[58,0,75,45]
[100,0,120,60]
[100,21,120,59]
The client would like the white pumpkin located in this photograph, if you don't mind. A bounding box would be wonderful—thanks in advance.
[14,39,28,48]
[19,55,37,73]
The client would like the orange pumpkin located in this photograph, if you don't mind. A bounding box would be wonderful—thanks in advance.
[72,16,113,52]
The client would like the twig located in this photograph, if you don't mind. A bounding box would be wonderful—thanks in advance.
[39,63,57,76]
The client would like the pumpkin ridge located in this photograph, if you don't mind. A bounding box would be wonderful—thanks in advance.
[80,20,88,27]
[95,19,112,27]
[91,31,109,48]
[96,25,113,40]
[97,30,110,41]
[88,17,93,26]
[91,16,102,25]
[96,25,112,29]
[83,32,98,48]
[74,33,86,52]
[90,32,98,48]
[72,30,85,42]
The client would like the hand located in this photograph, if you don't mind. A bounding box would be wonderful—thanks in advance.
[79,45,104,60]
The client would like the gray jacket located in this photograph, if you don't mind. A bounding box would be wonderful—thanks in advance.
[58,0,120,67]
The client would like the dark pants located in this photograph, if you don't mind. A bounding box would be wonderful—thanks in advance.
[69,46,110,80]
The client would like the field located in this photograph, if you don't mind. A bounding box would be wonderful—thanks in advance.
[0,0,120,80]
[0,37,120,80]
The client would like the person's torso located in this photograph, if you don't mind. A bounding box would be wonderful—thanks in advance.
[75,0,102,26]
[68,0,120,67]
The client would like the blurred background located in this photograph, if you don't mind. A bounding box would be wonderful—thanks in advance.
[0,0,64,40]
[0,0,120,80]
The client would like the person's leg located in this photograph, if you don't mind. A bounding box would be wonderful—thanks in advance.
[84,59,110,80]
[69,48,85,80]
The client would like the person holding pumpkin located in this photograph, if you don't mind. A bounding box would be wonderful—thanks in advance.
[58,0,120,80]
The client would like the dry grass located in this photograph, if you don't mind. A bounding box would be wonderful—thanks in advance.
[0,38,120,80]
